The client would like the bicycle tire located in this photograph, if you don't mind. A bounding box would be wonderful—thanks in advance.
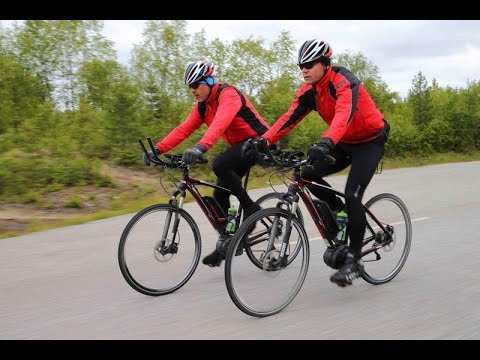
[225,207,310,318]
[118,204,201,296]
[361,193,412,285]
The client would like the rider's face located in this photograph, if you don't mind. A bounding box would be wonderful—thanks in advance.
[300,61,327,85]
[190,82,211,102]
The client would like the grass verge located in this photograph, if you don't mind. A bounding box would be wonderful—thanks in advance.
[1,150,479,239]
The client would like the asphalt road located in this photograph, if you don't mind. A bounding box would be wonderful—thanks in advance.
[1,161,479,339]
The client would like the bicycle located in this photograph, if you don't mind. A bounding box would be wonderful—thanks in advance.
[118,138,303,296]
[224,138,412,317]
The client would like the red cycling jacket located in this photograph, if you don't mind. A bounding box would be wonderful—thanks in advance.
[263,66,385,146]
[156,82,269,153]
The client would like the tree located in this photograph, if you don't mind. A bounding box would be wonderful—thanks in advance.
[78,59,125,111]
[336,50,400,112]
[130,20,190,102]
[267,30,298,82]
[0,54,46,134]
[223,36,269,98]
[10,20,115,110]
[408,71,433,128]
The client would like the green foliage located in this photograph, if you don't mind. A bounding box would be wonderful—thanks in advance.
[258,74,298,123]
[282,113,328,150]
[223,37,270,97]
[1,21,479,205]
[95,174,115,188]
[336,50,401,113]
[68,102,109,159]
[383,106,421,157]
[408,71,434,128]
[336,50,382,83]
[0,148,103,197]
[422,118,456,152]
[9,20,116,110]
[65,196,83,208]
[102,76,146,165]
[0,54,46,133]
[77,59,124,111]
[22,191,39,204]
[130,20,190,102]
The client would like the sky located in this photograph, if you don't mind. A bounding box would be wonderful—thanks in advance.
[4,20,480,98]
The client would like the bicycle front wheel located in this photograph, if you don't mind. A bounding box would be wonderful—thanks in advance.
[361,193,412,285]
[118,204,201,296]
[225,208,310,318]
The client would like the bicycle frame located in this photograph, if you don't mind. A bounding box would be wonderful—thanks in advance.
[288,170,343,247]
[140,137,249,239]
[243,137,393,261]
[169,165,250,239]
[282,166,391,256]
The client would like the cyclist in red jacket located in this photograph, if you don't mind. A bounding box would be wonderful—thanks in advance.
[248,40,390,287]
[143,59,269,267]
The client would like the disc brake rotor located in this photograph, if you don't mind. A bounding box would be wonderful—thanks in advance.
[154,240,174,262]
[262,249,282,277]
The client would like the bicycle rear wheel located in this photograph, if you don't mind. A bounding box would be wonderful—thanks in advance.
[118,204,201,296]
[361,193,412,285]
[255,192,304,225]
[225,208,309,318]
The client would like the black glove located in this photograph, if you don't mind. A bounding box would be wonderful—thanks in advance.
[241,137,275,163]
[143,147,161,166]
[240,139,257,162]
[307,137,334,163]
[182,144,206,166]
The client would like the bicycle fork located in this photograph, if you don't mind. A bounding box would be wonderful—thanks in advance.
[268,194,299,269]
[158,189,186,255]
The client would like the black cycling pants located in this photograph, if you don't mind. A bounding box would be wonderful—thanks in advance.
[301,135,386,256]
[212,141,256,216]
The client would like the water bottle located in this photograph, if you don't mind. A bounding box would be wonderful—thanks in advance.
[226,206,237,234]
[336,210,348,242]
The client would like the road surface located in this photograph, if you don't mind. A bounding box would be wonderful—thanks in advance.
[1,161,479,339]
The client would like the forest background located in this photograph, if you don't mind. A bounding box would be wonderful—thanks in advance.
[1,20,479,237]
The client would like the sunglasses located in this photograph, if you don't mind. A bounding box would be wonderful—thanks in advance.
[189,80,208,89]
[298,61,318,70]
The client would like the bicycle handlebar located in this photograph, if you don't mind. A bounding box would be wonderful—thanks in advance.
[139,138,208,169]
[247,138,336,169]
